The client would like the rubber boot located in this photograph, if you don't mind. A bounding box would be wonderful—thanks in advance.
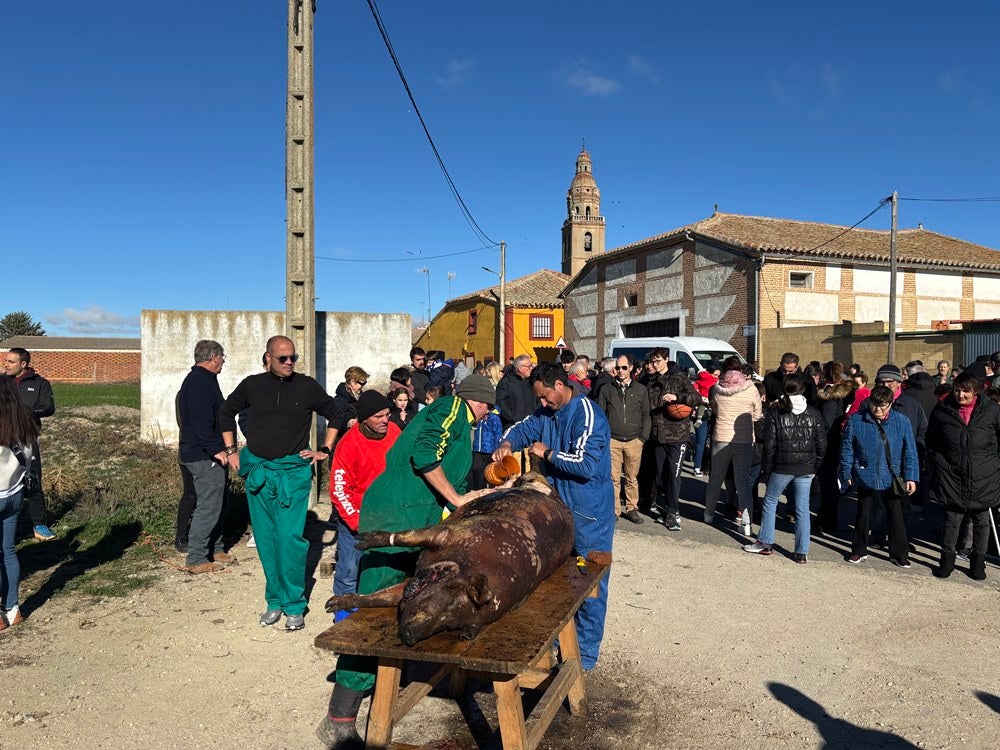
[969,552,987,581]
[933,551,956,579]
[316,684,365,749]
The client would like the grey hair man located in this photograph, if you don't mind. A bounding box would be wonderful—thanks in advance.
[588,357,618,401]
[495,354,536,429]
[177,339,233,574]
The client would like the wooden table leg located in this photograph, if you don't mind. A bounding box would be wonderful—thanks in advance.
[493,674,529,750]
[450,667,468,698]
[556,619,587,716]
[366,657,403,749]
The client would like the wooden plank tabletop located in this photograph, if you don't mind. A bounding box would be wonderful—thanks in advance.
[314,557,609,674]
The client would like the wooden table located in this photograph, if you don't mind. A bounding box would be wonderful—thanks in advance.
[314,557,609,750]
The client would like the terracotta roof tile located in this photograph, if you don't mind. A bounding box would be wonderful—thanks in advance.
[603,212,1000,270]
[450,269,571,308]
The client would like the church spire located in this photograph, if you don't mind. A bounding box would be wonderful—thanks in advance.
[561,145,606,276]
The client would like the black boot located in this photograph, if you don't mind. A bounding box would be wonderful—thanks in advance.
[933,551,956,579]
[316,684,365,749]
[969,552,987,581]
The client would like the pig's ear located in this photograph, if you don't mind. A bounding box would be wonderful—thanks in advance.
[467,572,494,608]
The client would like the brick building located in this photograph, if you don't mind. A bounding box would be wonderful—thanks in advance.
[1,335,141,383]
[561,209,1000,367]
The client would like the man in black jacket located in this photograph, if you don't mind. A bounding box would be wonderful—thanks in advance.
[763,352,800,405]
[495,354,536,429]
[408,347,430,404]
[177,340,234,574]
[645,348,701,530]
[597,355,650,523]
[220,335,340,631]
[4,347,56,541]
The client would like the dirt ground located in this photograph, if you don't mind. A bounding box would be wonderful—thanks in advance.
[3,479,1000,750]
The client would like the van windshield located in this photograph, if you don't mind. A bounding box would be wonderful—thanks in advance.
[692,350,745,366]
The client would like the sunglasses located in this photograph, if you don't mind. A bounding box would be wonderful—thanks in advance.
[356,380,368,387]
[615,365,630,370]
[272,354,299,364]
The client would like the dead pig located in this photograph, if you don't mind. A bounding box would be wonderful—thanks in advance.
[324,473,574,646]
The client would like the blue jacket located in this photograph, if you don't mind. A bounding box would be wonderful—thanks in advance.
[472,408,503,453]
[501,394,615,554]
[839,408,919,491]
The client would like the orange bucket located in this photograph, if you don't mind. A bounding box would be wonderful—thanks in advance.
[484,454,522,486]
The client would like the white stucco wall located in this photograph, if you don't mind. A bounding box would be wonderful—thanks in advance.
[917,299,961,327]
[825,264,841,291]
[915,271,963,298]
[141,309,410,446]
[854,296,903,325]
[785,291,839,322]
[973,276,1000,299]
[852,268,904,294]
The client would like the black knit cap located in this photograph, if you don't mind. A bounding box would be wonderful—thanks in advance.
[356,390,391,422]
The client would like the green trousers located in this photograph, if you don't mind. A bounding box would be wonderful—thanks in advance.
[241,449,313,615]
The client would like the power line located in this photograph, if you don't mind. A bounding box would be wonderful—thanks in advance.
[316,243,494,263]
[901,196,1000,202]
[365,0,498,248]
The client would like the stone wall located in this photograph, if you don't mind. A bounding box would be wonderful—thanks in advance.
[141,309,411,445]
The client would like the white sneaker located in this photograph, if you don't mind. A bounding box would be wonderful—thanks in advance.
[692,468,703,476]
[247,533,256,548]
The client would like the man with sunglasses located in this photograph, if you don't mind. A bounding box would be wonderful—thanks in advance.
[219,335,340,632]
[596,355,651,523]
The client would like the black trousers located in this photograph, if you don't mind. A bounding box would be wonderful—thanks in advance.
[654,442,686,517]
[467,452,491,491]
[943,507,991,555]
[23,440,47,526]
[852,488,908,561]
[816,462,842,531]
[175,463,198,546]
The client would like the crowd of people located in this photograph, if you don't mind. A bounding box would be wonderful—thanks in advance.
[2,337,998,746]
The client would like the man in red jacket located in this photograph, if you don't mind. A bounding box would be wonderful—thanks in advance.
[328,390,400,618]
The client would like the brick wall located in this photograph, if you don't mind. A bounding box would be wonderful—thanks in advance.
[760,322,962,377]
[28,350,141,383]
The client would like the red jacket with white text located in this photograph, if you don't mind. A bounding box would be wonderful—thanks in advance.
[329,422,401,532]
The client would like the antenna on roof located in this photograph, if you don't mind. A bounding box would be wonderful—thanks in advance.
[713,203,719,216]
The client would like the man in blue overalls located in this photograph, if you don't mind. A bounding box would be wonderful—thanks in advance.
[494,361,615,670]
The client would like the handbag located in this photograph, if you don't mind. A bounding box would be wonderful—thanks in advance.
[874,421,908,498]
[9,443,39,494]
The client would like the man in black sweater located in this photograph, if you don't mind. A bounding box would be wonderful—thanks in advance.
[220,335,340,631]
[495,354,536,429]
[177,340,233,574]
[4,347,56,541]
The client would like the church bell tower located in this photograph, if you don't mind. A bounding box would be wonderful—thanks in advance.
[561,145,606,277]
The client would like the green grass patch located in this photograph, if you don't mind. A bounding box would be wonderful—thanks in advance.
[52,382,140,409]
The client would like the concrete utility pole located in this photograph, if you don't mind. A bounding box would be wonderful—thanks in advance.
[285,0,316,377]
[888,190,899,364]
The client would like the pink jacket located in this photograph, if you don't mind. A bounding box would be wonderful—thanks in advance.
[710,373,762,444]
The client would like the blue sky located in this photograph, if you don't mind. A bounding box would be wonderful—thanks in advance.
[4,1,1000,336]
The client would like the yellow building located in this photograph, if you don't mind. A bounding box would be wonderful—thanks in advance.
[416,269,569,364]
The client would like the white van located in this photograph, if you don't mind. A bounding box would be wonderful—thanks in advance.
[607,337,747,378]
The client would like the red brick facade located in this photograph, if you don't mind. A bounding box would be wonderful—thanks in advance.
[28,350,141,383]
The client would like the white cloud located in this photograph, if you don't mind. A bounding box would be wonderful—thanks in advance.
[46,306,139,335]
[627,54,660,86]
[434,59,476,89]
[557,60,621,96]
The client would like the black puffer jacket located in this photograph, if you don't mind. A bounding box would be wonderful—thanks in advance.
[903,372,939,418]
[926,395,1000,510]
[761,401,827,477]
[816,379,854,468]
[647,372,700,445]
[495,371,536,428]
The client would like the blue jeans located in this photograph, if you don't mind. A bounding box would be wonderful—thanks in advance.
[333,517,362,598]
[759,473,813,554]
[1,491,23,610]
[691,418,710,471]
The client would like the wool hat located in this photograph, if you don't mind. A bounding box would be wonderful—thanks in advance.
[875,364,903,382]
[720,369,747,387]
[455,373,496,406]
[355,390,391,422]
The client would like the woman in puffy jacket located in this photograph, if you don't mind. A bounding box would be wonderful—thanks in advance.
[815,361,856,534]
[0,377,40,630]
[704,359,762,534]
[926,371,1000,580]
[744,373,826,562]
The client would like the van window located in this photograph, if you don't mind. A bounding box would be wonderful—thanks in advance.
[675,351,698,373]
[692,350,745,367]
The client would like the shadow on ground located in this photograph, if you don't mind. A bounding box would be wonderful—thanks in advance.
[17,521,142,616]
[768,682,920,749]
